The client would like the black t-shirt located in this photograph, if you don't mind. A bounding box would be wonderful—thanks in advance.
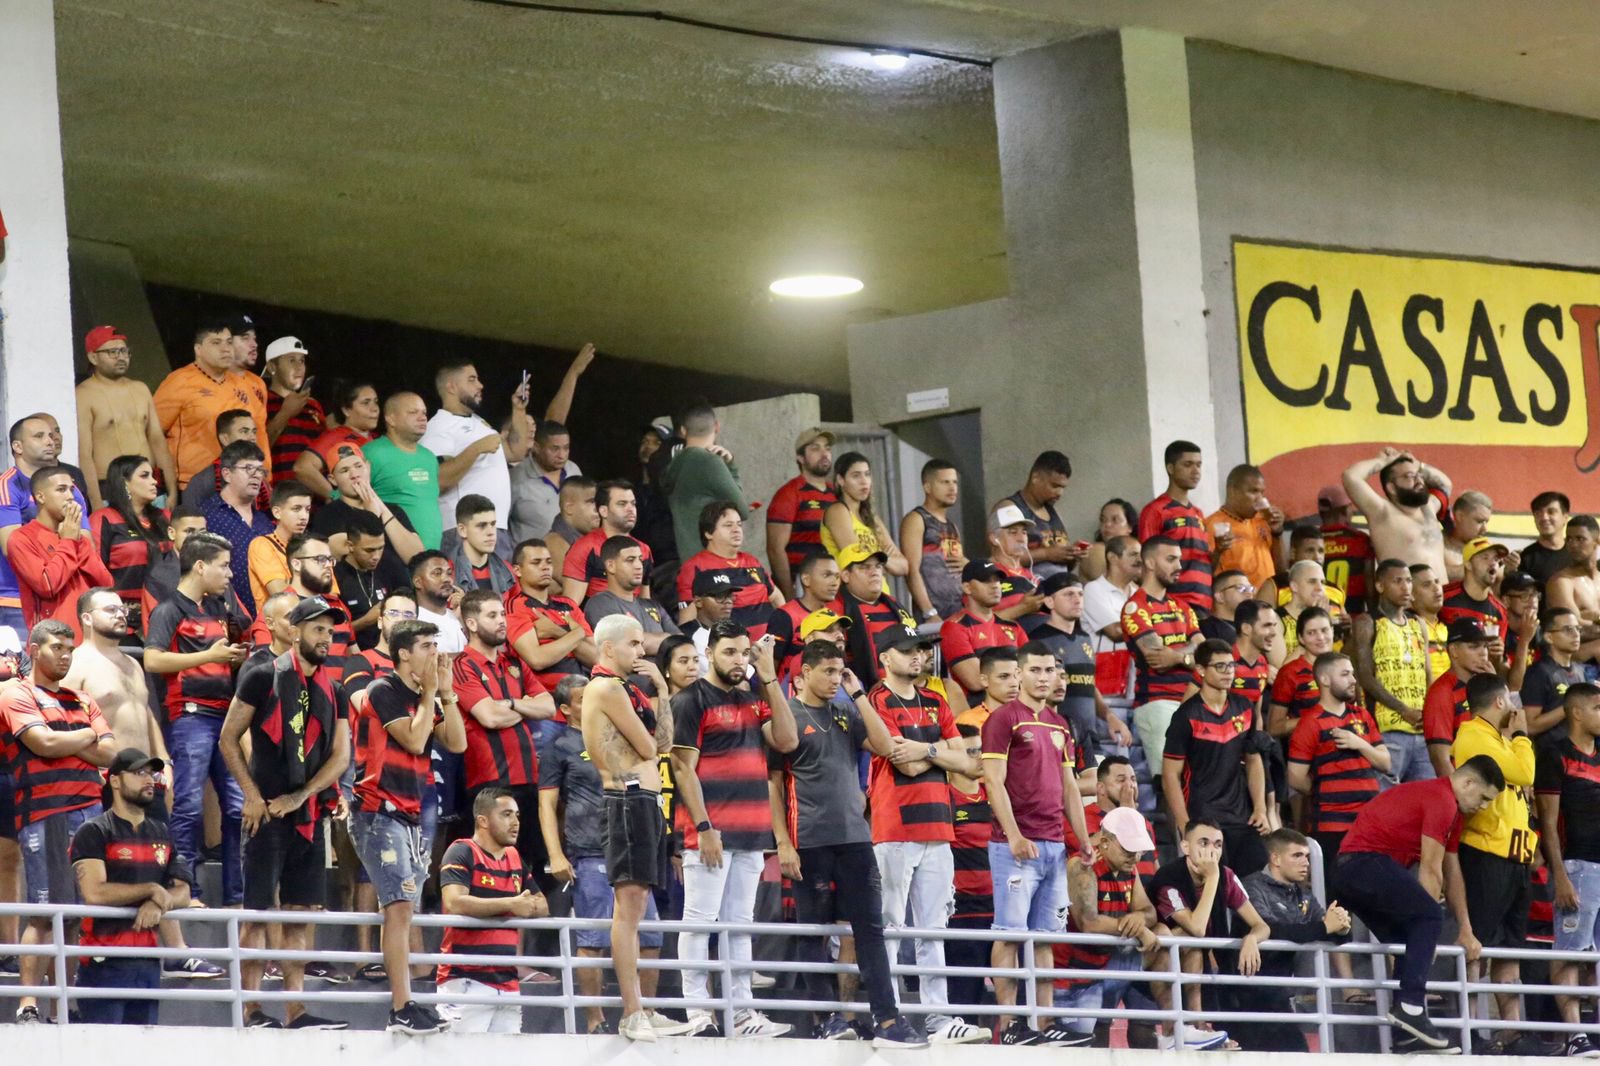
[1519,543,1568,588]
[334,556,411,649]
[539,724,605,858]
[1199,615,1238,646]
[70,811,193,948]
[1164,692,1258,827]
[1150,856,1248,938]
[311,498,416,542]
[234,652,346,805]
[1522,657,1585,719]
[1536,739,1600,863]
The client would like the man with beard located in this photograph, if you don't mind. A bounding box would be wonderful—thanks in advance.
[410,550,467,653]
[265,534,355,672]
[767,429,836,599]
[505,539,597,695]
[1546,515,1600,638]
[671,622,798,1038]
[1443,492,1495,585]
[422,361,518,539]
[903,460,966,622]
[1440,538,1510,666]
[220,596,352,1030]
[583,536,681,653]
[1287,653,1388,864]
[563,480,654,605]
[74,326,178,508]
[69,748,193,1025]
[65,588,168,783]
[1341,447,1453,577]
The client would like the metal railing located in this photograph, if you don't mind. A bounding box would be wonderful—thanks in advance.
[2,902,1597,1052]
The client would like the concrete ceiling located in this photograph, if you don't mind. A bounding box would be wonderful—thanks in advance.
[54,0,1600,386]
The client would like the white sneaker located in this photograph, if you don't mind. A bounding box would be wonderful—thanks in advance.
[682,1009,720,1037]
[732,1009,792,1038]
[1159,1028,1229,1051]
[750,972,777,989]
[620,1011,659,1042]
[648,1011,699,1036]
[930,1021,992,1045]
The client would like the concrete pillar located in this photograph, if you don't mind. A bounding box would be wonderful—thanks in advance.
[0,0,78,459]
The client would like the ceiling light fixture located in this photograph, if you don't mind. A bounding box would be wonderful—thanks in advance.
[870,50,910,71]
[770,275,864,298]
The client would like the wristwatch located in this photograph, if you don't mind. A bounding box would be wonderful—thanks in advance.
[1182,651,1195,668]
[927,743,939,760]
[696,820,713,833]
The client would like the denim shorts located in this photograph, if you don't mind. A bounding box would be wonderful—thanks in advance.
[572,855,662,950]
[1557,859,1600,952]
[350,809,424,908]
[21,805,102,904]
[989,838,1068,932]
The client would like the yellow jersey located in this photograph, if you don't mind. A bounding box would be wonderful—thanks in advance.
[1371,613,1429,735]
[1451,717,1537,863]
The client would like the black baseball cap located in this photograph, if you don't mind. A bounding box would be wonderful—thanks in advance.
[288,595,347,626]
[692,571,736,598]
[961,560,1002,583]
[1446,618,1491,645]
[1501,571,1538,594]
[1037,572,1082,597]
[108,748,164,776]
[223,311,255,336]
[874,624,935,656]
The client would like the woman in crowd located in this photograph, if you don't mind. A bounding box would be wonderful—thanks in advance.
[821,451,908,579]
[1078,498,1139,581]
[90,454,170,638]
[293,380,382,501]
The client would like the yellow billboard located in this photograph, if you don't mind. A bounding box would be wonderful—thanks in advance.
[1234,239,1600,532]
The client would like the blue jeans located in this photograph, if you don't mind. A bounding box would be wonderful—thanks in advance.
[1382,731,1435,788]
[573,855,661,949]
[76,958,161,1025]
[1557,859,1600,952]
[989,839,1068,932]
[168,713,243,904]
[351,809,425,907]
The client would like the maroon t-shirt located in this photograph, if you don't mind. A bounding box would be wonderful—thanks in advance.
[1340,776,1462,865]
[980,699,1075,843]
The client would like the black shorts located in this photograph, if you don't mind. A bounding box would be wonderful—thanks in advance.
[604,787,664,889]
[1458,843,1530,948]
[244,817,327,910]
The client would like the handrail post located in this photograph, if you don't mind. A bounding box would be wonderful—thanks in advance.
[1313,943,1333,1052]
[718,927,736,1033]
[51,910,69,1024]
[1457,946,1473,1055]
[227,913,244,1030]
[1021,932,1038,1029]
[1371,933,1392,1053]
[1168,939,1185,1048]
[558,923,576,1035]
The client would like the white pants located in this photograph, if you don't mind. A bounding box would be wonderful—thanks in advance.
[875,840,954,1023]
[1133,699,1180,766]
[438,977,523,1033]
[680,848,764,1007]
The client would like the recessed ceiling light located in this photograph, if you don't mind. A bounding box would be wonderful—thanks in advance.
[869,51,910,71]
[770,275,864,298]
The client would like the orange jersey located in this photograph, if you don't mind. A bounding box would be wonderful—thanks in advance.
[153,364,271,488]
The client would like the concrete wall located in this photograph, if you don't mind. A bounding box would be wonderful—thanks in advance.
[0,0,77,458]
[709,392,823,564]
[1187,41,1600,478]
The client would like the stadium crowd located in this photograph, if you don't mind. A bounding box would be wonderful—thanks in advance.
[0,313,1596,1054]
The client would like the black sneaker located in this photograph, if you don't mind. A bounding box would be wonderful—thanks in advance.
[354,963,387,982]
[286,1012,349,1030]
[1386,1006,1449,1049]
[304,962,349,983]
[0,956,19,977]
[588,1019,618,1035]
[1000,1020,1045,1046]
[1038,1023,1095,1047]
[1394,1032,1462,1056]
[871,1017,929,1049]
[15,1005,49,1024]
[387,1001,446,1036]
[244,1009,283,1029]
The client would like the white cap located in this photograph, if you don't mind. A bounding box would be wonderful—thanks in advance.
[1099,807,1155,853]
[988,502,1028,530]
[265,336,309,361]
[0,626,21,654]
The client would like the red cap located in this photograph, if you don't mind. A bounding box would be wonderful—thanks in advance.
[84,325,127,356]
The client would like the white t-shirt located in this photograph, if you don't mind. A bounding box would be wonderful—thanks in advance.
[1082,576,1134,654]
[420,409,511,531]
[418,605,468,654]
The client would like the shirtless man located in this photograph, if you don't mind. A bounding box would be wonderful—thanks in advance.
[1547,515,1600,641]
[75,327,179,509]
[579,614,684,1042]
[1342,448,1453,577]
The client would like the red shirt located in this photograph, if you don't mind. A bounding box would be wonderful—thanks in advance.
[940,608,1024,698]
[1231,646,1270,711]
[504,587,592,697]
[980,699,1076,843]
[1439,583,1507,639]
[563,529,654,600]
[1341,776,1463,864]
[671,679,773,852]
[767,476,836,571]
[675,550,775,638]
[1321,523,1374,612]
[1423,671,1472,749]
[453,645,546,790]
[265,391,326,486]
[1270,656,1321,724]
[1138,493,1213,613]
[1121,587,1200,702]
[7,520,114,637]
[1289,703,1383,832]
[0,680,113,827]
[353,675,437,822]
[867,684,958,843]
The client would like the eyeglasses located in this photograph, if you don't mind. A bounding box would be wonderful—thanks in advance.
[1548,625,1582,635]
[1218,583,1255,596]
[296,554,335,566]
[228,463,267,476]
[1204,662,1237,672]
[383,610,417,620]
[95,347,130,357]
[96,604,128,616]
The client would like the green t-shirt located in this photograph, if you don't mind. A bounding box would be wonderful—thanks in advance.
[362,436,442,549]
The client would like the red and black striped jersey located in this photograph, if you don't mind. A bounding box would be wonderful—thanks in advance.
[0,680,113,827]
[867,684,958,843]
[70,811,192,950]
[1231,646,1270,712]
[504,588,592,697]
[90,506,169,616]
[146,589,249,720]
[939,609,1024,699]
[1270,656,1321,724]
[950,782,993,922]
[1138,493,1213,613]
[671,679,773,851]
[1289,704,1382,832]
[265,390,326,485]
[767,476,836,571]
[437,837,524,990]
[1321,523,1374,613]
[1057,858,1135,988]
[675,550,776,638]
[1439,583,1508,640]
[1121,588,1200,703]
[840,589,917,684]
[353,674,437,823]
[453,645,545,790]
[563,529,654,599]
[340,646,393,696]
[1423,671,1472,748]
[1065,803,1157,877]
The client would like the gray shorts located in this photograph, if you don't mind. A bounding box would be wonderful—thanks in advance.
[350,809,424,908]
